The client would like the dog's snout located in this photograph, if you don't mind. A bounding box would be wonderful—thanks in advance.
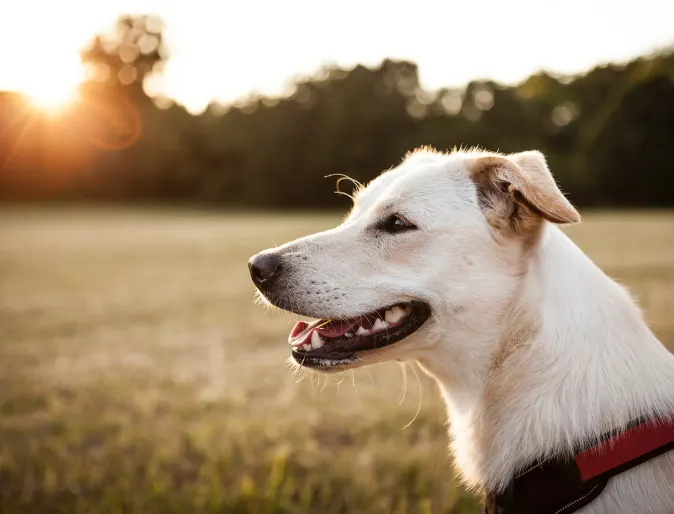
[248,253,281,285]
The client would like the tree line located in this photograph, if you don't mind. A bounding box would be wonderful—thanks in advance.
[1,15,673,208]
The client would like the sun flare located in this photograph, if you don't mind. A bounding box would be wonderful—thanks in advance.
[6,36,86,113]
[23,81,79,112]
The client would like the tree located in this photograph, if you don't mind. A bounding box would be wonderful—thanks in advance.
[81,15,167,98]
[1,12,673,208]
[585,74,674,206]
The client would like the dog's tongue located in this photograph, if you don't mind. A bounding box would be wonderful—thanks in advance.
[288,319,354,347]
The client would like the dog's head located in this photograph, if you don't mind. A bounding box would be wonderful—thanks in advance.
[249,149,580,372]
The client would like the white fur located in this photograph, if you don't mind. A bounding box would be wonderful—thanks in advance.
[255,149,674,512]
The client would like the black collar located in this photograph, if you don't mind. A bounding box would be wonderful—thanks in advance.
[484,417,674,514]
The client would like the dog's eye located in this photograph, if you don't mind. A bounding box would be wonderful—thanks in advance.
[380,214,416,234]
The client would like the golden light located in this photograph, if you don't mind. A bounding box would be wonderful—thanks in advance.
[19,57,85,114]
[0,13,88,114]
[23,79,80,113]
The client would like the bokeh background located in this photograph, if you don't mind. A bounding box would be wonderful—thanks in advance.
[1,1,673,513]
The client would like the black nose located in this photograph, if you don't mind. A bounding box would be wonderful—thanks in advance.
[248,253,281,285]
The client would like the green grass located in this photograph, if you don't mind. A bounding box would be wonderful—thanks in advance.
[0,207,673,514]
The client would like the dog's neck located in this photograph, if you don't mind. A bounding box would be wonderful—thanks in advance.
[418,224,674,493]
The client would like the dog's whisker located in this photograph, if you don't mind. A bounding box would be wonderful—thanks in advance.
[349,369,357,393]
[311,372,321,395]
[319,373,329,393]
[365,368,374,389]
[334,190,354,201]
[335,372,346,396]
[397,361,408,406]
[401,363,423,431]
[325,173,363,204]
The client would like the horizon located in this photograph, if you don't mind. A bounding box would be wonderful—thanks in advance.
[1,0,673,114]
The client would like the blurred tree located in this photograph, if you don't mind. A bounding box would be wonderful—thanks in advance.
[73,15,171,199]
[81,15,167,98]
[585,74,674,206]
[1,13,673,208]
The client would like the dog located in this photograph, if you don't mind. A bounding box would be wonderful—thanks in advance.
[249,148,674,513]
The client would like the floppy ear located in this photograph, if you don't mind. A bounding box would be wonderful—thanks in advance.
[469,151,580,232]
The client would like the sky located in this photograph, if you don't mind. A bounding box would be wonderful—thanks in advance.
[0,0,673,114]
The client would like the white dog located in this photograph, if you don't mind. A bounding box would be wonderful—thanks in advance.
[249,148,674,513]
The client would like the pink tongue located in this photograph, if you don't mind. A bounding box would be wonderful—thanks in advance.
[317,319,353,337]
[290,321,309,339]
[288,319,357,347]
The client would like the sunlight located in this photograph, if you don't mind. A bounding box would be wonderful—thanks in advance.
[0,2,89,113]
[1,1,674,111]
[23,79,80,112]
[19,56,85,113]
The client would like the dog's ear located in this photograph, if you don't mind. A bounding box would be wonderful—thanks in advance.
[468,151,580,233]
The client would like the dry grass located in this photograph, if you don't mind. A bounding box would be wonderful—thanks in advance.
[0,207,672,514]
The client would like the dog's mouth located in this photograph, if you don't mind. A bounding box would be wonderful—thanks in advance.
[288,301,431,368]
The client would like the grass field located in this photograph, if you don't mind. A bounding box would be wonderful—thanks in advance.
[1,207,673,514]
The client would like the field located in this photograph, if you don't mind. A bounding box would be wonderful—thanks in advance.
[1,207,673,514]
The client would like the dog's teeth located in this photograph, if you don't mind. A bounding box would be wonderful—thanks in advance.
[356,326,368,336]
[373,318,388,331]
[311,331,324,349]
[302,343,312,352]
[345,331,353,338]
[385,306,406,324]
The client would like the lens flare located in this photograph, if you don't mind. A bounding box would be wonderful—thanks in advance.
[24,83,78,112]
[18,59,85,114]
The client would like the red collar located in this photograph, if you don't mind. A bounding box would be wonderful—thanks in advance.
[485,417,674,514]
